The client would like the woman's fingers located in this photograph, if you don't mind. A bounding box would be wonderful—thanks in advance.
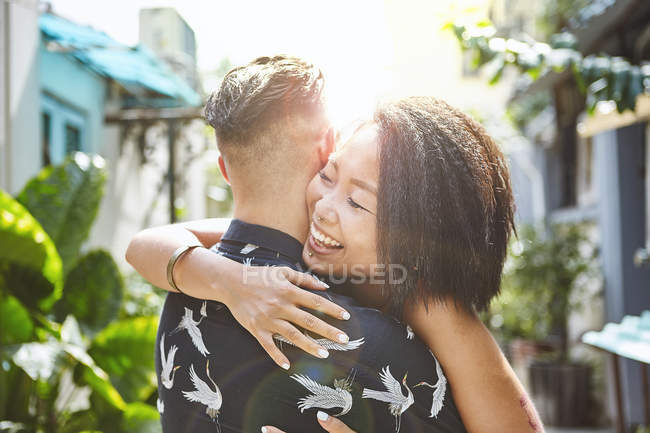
[257,332,291,370]
[316,411,357,432]
[282,267,330,291]
[261,427,285,433]
[275,322,330,359]
[278,267,351,321]
[286,307,349,346]
[292,286,350,322]
[261,412,357,433]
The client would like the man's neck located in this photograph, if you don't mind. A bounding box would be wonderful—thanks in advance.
[232,196,310,244]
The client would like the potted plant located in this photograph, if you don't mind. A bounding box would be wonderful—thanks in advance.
[484,222,600,426]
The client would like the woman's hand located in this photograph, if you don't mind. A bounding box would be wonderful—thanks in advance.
[221,264,351,370]
[262,411,357,433]
[126,219,352,369]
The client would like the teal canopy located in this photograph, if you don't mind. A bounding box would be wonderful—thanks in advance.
[39,13,202,107]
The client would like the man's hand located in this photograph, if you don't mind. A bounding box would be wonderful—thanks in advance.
[262,411,357,433]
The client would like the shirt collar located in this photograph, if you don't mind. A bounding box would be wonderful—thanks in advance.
[220,219,304,264]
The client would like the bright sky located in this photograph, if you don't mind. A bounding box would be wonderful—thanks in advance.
[48,0,487,125]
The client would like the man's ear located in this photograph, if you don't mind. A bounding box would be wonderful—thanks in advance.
[318,127,337,168]
[218,155,231,185]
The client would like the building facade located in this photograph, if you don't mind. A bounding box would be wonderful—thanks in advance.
[509,0,650,426]
[1,4,208,270]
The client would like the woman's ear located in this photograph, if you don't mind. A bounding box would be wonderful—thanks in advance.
[317,127,337,168]
[218,155,231,185]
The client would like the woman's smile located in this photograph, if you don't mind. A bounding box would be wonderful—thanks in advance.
[308,222,344,255]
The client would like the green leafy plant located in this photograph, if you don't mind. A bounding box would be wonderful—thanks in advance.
[486,223,600,361]
[446,18,649,114]
[17,153,107,274]
[0,153,161,433]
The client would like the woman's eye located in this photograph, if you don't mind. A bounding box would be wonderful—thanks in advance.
[347,197,365,210]
[319,171,332,183]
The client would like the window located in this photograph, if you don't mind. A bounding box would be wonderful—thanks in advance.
[65,123,81,154]
[42,112,52,166]
[40,94,86,166]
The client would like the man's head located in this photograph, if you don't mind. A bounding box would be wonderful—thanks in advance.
[205,55,334,202]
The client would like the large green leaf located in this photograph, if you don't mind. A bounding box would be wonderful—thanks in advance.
[89,317,158,403]
[9,318,126,411]
[11,341,63,381]
[55,251,124,334]
[16,153,107,274]
[0,360,34,424]
[121,402,160,433]
[57,318,126,412]
[0,295,34,345]
[58,410,100,433]
[0,190,62,311]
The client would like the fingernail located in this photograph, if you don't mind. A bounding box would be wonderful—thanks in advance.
[261,428,268,433]
[317,278,330,288]
[318,348,329,358]
[281,363,290,370]
[338,333,349,343]
[341,311,350,320]
[317,411,329,421]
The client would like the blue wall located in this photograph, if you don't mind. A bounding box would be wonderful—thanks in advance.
[594,122,650,426]
[39,39,107,157]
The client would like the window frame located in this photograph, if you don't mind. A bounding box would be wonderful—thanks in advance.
[40,93,86,166]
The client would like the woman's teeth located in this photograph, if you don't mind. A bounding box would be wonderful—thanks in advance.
[311,224,343,248]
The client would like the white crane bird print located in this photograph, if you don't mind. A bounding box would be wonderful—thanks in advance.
[291,372,355,416]
[362,366,415,433]
[159,333,180,389]
[414,353,447,418]
[171,301,209,356]
[274,334,365,352]
[183,360,223,433]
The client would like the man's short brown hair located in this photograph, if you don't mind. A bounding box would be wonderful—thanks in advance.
[204,55,325,155]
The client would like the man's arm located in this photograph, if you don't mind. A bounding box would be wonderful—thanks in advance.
[404,301,544,433]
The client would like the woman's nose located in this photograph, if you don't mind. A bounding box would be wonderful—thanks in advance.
[313,197,338,225]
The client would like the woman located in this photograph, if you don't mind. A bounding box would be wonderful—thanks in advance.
[127,97,543,433]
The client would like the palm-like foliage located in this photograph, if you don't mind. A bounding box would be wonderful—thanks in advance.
[0,154,162,433]
[447,19,649,114]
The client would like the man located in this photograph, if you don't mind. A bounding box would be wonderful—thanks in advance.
[127,55,467,433]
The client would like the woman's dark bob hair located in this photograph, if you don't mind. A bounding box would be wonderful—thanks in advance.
[375,97,515,315]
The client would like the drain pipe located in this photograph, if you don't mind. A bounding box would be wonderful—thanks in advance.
[1,0,11,192]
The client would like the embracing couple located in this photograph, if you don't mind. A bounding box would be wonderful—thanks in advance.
[126,55,543,433]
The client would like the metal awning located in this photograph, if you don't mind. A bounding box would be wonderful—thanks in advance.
[39,13,201,107]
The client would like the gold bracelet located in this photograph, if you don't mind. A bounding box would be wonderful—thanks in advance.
[166,245,202,295]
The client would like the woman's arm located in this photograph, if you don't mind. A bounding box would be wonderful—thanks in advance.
[125,219,351,368]
[125,218,229,295]
[404,301,544,433]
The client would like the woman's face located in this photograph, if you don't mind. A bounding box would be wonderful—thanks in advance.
[302,123,380,282]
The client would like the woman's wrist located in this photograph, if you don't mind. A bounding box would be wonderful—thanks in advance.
[172,246,230,302]
[206,253,246,306]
